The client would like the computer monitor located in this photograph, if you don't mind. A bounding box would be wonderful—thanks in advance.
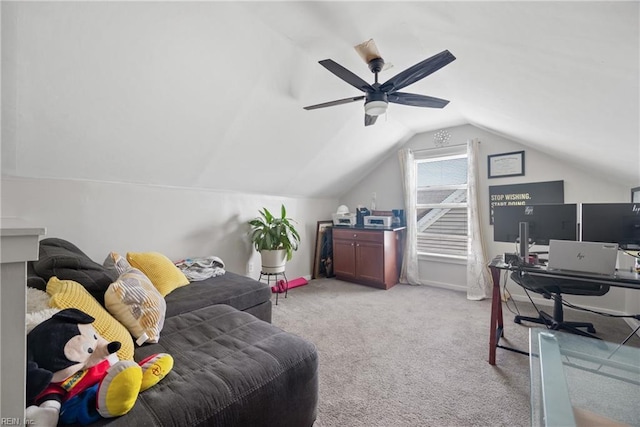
[581,203,640,250]
[493,204,578,245]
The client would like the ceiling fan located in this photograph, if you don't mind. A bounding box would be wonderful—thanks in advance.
[304,39,456,126]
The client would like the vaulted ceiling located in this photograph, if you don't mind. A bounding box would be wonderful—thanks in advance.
[2,1,638,198]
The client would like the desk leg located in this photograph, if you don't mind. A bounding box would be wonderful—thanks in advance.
[489,265,504,365]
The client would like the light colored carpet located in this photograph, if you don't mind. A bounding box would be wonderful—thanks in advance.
[271,278,639,427]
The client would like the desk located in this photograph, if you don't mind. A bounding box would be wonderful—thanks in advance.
[529,329,640,426]
[488,256,640,365]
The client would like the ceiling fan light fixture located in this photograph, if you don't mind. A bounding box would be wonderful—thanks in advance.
[364,100,388,116]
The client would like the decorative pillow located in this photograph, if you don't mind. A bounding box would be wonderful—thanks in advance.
[126,252,190,297]
[103,251,132,275]
[104,252,166,345]
[46,277,134,361]
[32,238,118,306]
[27,262,47,291]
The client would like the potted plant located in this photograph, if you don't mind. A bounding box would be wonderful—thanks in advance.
[248,204,301,274]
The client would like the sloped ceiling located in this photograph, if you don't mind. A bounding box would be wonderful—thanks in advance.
[2,1,638,198]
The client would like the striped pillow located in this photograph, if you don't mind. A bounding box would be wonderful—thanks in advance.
[104,253,166,345]
[103,251,133,275]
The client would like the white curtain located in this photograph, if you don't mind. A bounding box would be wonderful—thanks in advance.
[466,139,492,300]
[398,148,419,285]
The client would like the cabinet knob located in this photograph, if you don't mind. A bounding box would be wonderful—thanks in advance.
[353,233,357,238]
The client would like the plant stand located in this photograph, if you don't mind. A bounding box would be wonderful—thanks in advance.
[259,271,289,305]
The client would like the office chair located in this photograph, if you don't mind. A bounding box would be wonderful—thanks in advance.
[510,270,610,338]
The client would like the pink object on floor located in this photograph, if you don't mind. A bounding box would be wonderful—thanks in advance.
[271,277,308,293]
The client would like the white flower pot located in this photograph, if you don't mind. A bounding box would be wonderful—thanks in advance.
[260,249,287,274]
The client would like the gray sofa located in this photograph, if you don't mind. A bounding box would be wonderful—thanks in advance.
[164,269,272,323]
[27,238,318,426]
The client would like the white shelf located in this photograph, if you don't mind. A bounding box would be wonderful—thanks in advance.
[0,220,45,419]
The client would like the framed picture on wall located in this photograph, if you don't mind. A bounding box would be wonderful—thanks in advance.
[632,187,640,203]
[488,151,525,179]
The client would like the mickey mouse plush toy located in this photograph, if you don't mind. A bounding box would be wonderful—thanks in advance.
[26,308,173,426]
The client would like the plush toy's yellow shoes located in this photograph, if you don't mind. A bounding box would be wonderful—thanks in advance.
[139,353,174,392]
[95,354,172,418]
[97,361,142,418]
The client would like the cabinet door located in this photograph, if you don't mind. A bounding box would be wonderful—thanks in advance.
[333,239,356,280]
[355,241,385,286]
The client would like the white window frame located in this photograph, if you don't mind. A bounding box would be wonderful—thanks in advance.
[414,146,468,261]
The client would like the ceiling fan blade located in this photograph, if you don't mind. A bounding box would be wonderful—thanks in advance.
[319,59,375,92]
[303,95,365,110]
[364,114,378,126]
[379,50,456,94]
[388,92,450,108]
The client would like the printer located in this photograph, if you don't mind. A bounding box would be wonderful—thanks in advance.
[363,215,393,227]
[332,205,356,226]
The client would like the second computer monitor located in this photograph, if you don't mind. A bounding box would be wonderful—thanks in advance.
[493,204,578,245]
[581,203,640,250]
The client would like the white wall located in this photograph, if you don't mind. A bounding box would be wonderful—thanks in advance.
[339,124,638,315]
[1,176,337,280]
[0,1,418,199]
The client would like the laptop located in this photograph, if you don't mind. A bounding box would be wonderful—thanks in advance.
[546,240,619,276]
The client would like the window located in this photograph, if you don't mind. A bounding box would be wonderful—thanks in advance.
[415,149,468,258]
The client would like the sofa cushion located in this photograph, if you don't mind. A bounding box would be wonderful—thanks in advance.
[126,252,190,297]
[47,277,135,361]
[89,304,318,427]
[32,238,117,305]
[163,271,271,319]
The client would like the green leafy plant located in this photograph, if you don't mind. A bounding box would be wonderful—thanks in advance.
[248,204,301,261]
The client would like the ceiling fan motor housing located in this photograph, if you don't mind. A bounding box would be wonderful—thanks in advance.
[367,57,385,74]
[366,90,388,104]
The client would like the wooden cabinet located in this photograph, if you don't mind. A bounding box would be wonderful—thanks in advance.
[332,227,404,289]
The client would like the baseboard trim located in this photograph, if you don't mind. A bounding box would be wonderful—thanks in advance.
[509,293,627,317]
[417,279,466,293]
[417,280,636,320]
